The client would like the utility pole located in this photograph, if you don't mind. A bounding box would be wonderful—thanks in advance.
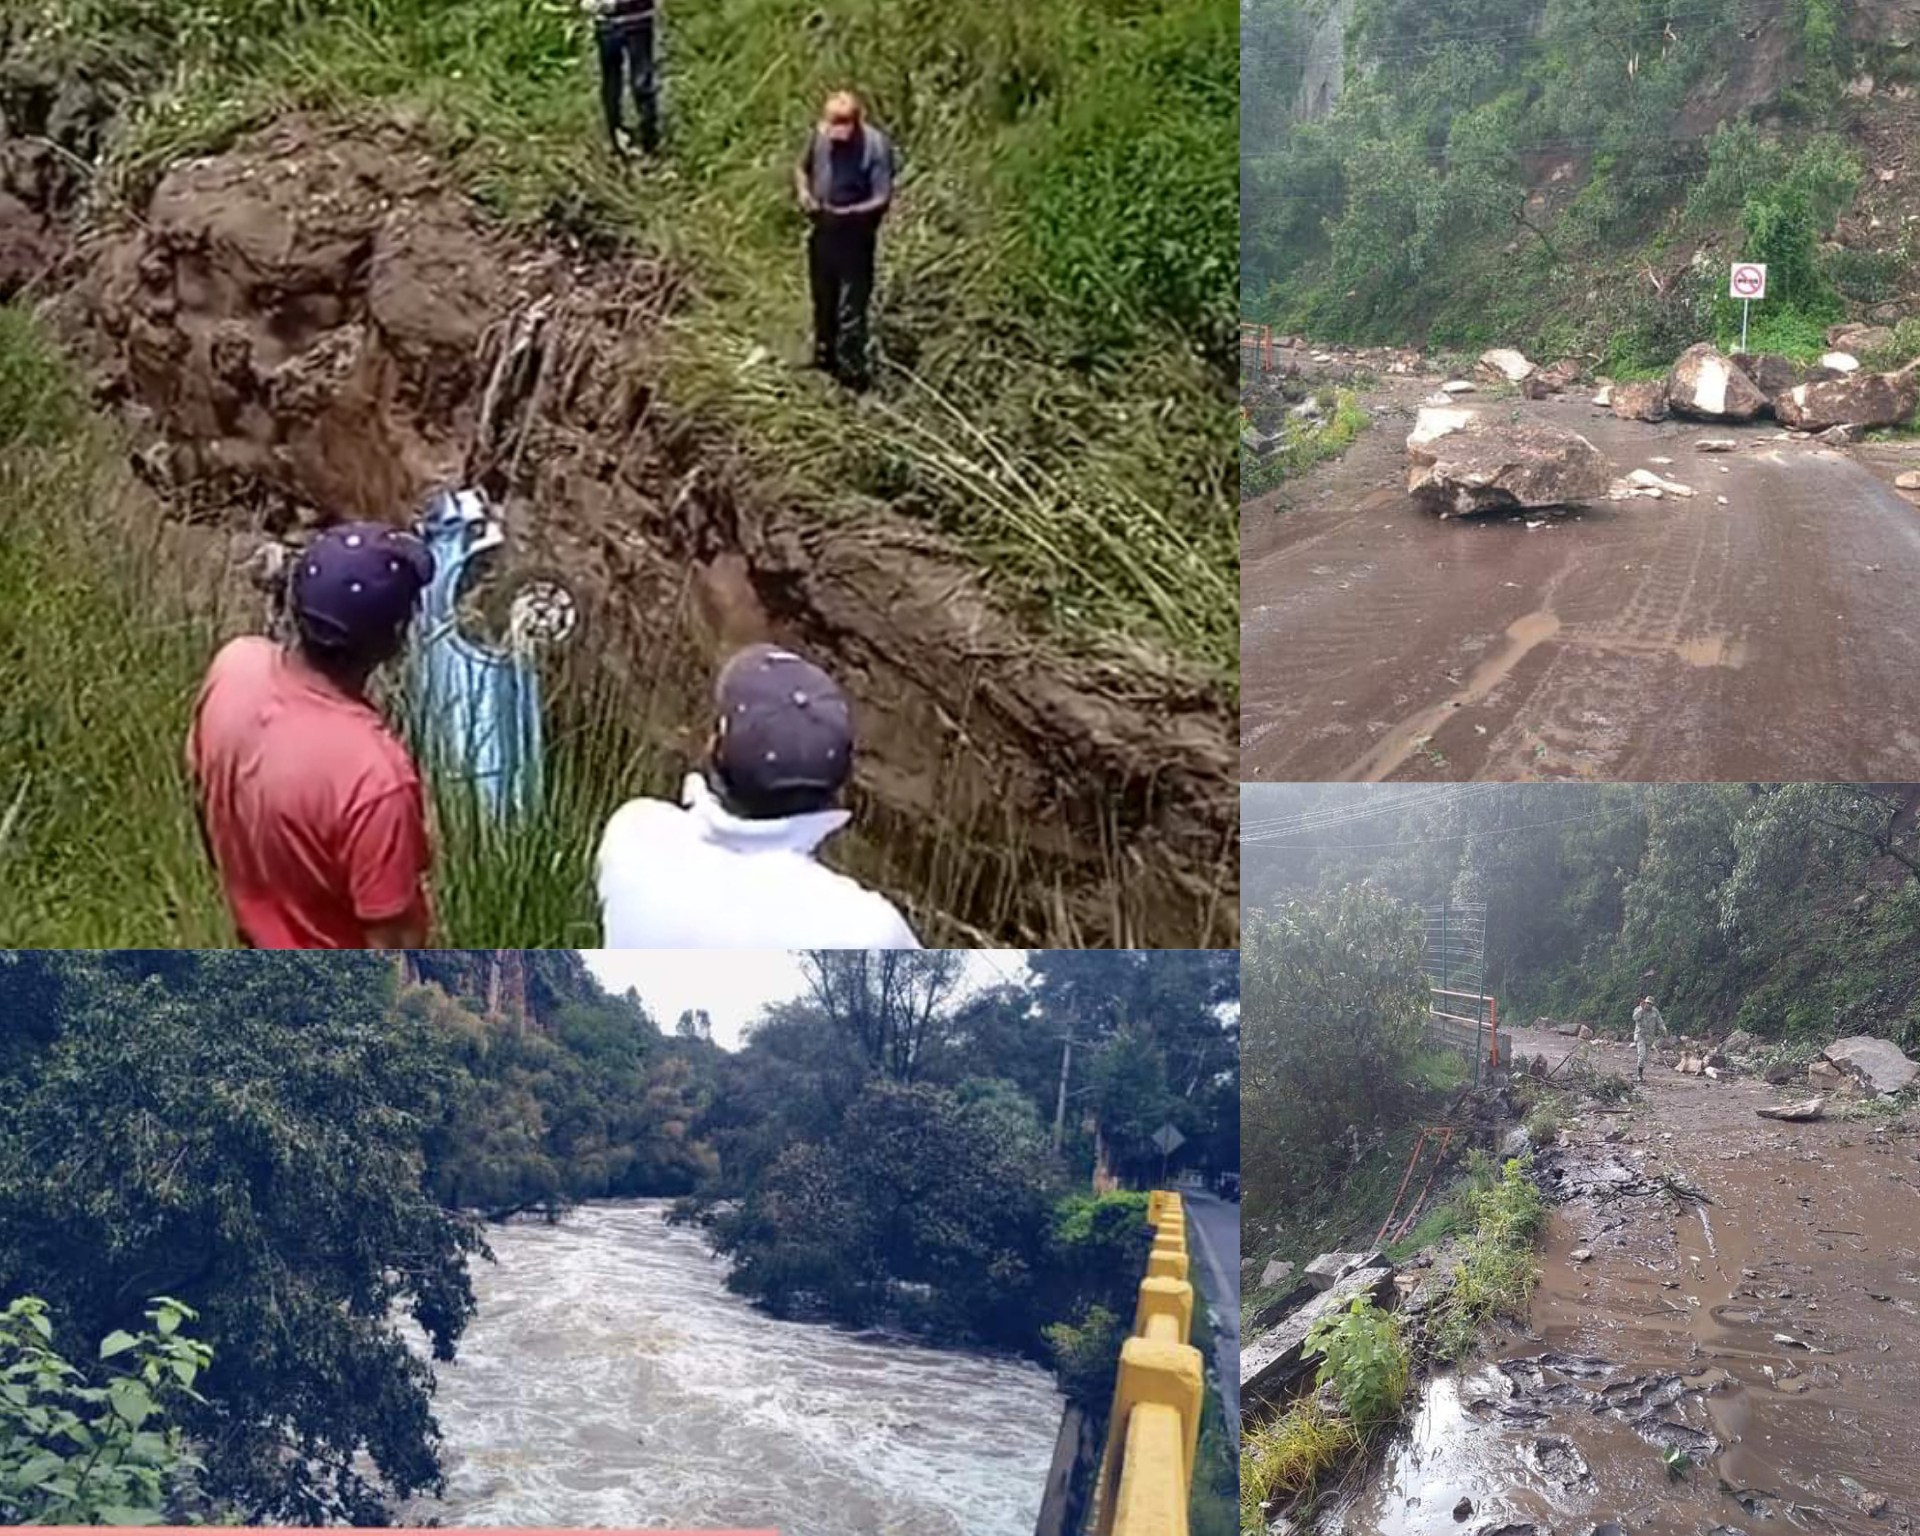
[1052,1034,1077,1154]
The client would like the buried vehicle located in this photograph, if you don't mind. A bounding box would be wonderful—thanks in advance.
[408,488,582,820]
[252,489,582,821]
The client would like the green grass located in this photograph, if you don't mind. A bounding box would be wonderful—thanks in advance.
[9,0,1235,681]
[1426,1156,1547,1364]
[1239,1399,1359,1533]
[1240,386,1369,501]
[1188,1282,1239,1536]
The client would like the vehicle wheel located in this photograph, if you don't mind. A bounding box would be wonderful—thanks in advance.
[474,565,587,653]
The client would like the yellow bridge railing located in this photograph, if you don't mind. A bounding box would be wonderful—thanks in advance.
[1088,1190,1204,1536]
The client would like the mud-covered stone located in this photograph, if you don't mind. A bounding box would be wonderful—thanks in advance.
[1241,1266,1395,1407]
[1611,379,1671,421]
[1479,347,1536,381]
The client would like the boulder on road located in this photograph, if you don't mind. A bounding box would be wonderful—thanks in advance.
[1823,1035,1919,1096]
[1611,379,1671,422]
[1669,343,1770,422]
[1757,1097,1826,1121]
[1442,379,1478,394]
[1696,439,1738,453]
[1522,357,1584,398]
[1407,407,1612,516]
[1776,365,1920,431]
[1480,347,1538,381]
[1895,470,1920,490]
[1731,351,1809,399]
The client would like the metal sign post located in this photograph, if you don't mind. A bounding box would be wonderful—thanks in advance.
[1730,262,1768,351]
[1152,1122,1185,1185]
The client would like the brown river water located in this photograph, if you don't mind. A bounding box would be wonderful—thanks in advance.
[397,1200,1063,1534]
[1327,1027,1920,1536]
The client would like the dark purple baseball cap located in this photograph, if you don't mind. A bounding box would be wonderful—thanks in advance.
[290,522,434,654]
[713,644,854,800]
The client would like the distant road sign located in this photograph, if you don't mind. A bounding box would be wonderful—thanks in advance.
[1731,262,1768,300]
[1152,1123,1186,1155]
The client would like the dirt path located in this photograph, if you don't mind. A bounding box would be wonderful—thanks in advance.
[1330,1023,1920,1536]
[1242,352,1920,782]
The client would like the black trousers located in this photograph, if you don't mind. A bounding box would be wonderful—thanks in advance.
[808,219,879,386]
[596,18,658,152]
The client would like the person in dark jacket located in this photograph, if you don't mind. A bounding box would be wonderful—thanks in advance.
[794,91,895,390]
[589,0,659,155]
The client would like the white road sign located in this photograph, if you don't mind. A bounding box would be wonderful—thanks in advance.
[1730,262,1768,301]
[1152,1123,1186,1155]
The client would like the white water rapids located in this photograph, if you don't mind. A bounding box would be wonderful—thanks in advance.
[398,1200,1064,1534]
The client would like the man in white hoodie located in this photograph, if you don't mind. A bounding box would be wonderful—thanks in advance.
[595,643,920,948]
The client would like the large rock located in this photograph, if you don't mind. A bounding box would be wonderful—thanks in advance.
[1303,1250,1384,1291]
[1823,1035,1918,1096]
[1829,323,1896,356]
[1668,343,1769,422]
[1480,347,1537,382]
[1522,357,1583,399]
[1611,379,1671,422]
[1776,365,1920,431]
[1242,1266,1396,1408]
[1731,351,1807,399]
[1261,1259,1295,1289]
[1821,351,1862,374]
[1408,407,1611,516]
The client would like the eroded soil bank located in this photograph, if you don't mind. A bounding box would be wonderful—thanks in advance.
[3,107,1235,944]
[1330,1023,1920,1536]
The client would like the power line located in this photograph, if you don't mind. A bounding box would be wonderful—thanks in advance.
[1239,783,1498,838]
[1243,809,1605,850]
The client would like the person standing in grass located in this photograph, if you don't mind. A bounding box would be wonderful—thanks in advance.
[595,643,920,947]
[587,0,661,156]
[796,90,896,390]
[188,523,436,949]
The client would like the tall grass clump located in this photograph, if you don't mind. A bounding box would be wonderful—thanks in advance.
[1427,1156,1547,1363]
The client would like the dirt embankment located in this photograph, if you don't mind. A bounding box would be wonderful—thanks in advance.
[2,103,1235,945]
[1330,1023,1920,1536]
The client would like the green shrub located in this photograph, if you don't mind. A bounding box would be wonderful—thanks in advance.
[1428,1156,1546,1363]
[1304,1296,1409,1428]
[1042,1303,1124,1409]
[0,1296,211,1525]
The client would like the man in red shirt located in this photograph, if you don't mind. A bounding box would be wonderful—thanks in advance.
[188,523,436,948]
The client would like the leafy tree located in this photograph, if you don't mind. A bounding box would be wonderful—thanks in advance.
[0,953,486,1523]
[802,950,967,1083]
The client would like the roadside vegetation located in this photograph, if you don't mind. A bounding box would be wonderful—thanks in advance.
[4,0,1235,678]
[1243,0,1917,378]
[1240,386,1369,500]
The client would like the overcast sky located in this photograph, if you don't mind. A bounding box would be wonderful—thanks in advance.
[580,951,1031,1050]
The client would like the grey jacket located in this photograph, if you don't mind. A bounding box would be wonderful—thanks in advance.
[802,125,896,216]
[1632,1002,1667,1042]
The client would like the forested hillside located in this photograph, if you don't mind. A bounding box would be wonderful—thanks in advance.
[0,949,1236,1522]
[1243,783,1920,1045]
[1243,0,1920,370]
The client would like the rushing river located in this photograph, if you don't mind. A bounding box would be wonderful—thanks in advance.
[398,1201,1064,1535]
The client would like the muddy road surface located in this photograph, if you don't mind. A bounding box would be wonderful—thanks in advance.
[1329,1023,1920,1536]
[1243,352,1920,782]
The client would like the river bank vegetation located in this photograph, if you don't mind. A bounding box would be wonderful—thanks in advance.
[0,948,1237,1523]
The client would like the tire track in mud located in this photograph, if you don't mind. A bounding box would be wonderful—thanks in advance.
[1331,1025,1920,1536]
[1243,364,1920,782]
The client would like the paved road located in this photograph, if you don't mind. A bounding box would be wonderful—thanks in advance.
[1184,1189,1241,1448]
[1243,357,1920,781]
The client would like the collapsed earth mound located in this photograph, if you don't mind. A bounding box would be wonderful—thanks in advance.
[12,114,1235,945]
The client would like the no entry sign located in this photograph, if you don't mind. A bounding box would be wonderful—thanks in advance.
[1730,262,1768,300]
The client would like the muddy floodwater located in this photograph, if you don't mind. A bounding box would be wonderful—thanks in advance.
[399,1201,1063,1535]
[1331,1025,1920,1536]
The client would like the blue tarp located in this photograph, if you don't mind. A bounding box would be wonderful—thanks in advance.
[408,489,545,820]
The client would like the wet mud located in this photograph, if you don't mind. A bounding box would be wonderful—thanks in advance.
[5,107,1234,944]
[1330,1024,1920,1536]
[1242,347,1920,782]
